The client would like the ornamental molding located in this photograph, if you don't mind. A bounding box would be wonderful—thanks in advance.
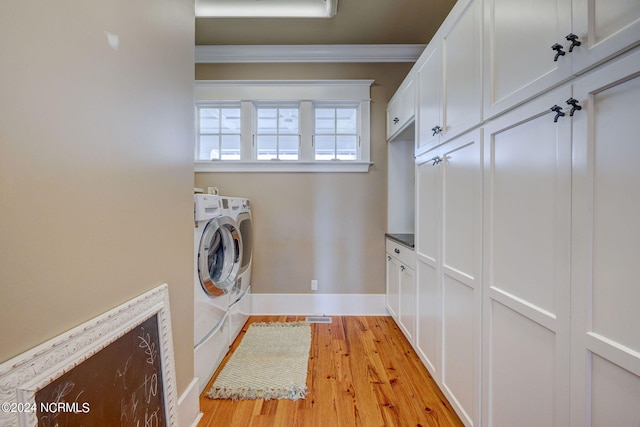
[195,44,426,63]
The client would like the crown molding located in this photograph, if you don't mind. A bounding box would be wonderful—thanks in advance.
[195,44,426,63]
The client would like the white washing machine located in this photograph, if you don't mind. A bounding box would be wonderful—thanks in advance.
[227,197,253,344]
[193,194,242,393]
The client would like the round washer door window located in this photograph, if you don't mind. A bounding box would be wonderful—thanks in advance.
[198,217,239,296]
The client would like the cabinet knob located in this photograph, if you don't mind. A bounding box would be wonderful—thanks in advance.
[400,265,405,271]
[430,156,442,166]
[551,43,566,62]
[566,98,582,116]
[431,125,442,136]
[393,117,400,124]
[394,248,400,254]
[565,33,581,52]
[551,104,566,122]
[387,255,392,261]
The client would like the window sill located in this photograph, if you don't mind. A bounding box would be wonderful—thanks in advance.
[194,160,373,173]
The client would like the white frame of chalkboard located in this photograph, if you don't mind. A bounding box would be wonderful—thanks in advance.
[0,283,179,426]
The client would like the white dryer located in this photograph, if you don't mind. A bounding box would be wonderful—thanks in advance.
[227,197,253,343]
[193,194,241,392]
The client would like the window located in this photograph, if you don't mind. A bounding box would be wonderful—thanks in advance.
[256,106,300,160]
[194,80,373,172]
[314,106,358,160]
[196,105,241,160]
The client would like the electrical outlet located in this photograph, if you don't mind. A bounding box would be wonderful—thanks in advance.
[311,279,318,291]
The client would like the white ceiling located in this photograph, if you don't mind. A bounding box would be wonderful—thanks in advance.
[195,0,458,46]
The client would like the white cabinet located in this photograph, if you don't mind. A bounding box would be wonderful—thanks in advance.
[416,0,483,156]
[387,76,415,141]
[415,128,483,427]
[482,85,573,427]
[570,49,640,427]
[385,238,416,344]
[386,250,401,319]
[484,0,640,119]
[387,0,639,424]
[481,49,640,426]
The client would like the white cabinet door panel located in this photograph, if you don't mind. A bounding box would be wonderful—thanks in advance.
[399,265,416,344]
[416,46,443,155]
[572,0,640,74]
[571,48,640,427]
[386,253,401,320]
[590,74,640,353]
[442,137,481,278]
[440,131,482,427]
[442,275,475,426]
[590,354,640,427]
[442,0,483,140]
[416,156,441,262]
[487,94,571,316]
[416,259,439,376]
[484,0,572,117]
[483,86,572,427]
[488,302,557,427]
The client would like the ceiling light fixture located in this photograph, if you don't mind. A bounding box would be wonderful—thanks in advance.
[196,0,338,18]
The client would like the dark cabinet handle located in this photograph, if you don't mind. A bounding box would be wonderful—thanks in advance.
[551,105,565,122]
[566,33,581,52]
[552,43,566,61]
[430,156,442,166]
[566,98,582,116]
[393,117,399,124]
[400,265,406,272]
[387,255,392,261]
[394,248,400,254]
[431,125,442,136]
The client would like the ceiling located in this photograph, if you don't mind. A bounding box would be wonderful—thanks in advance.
[195,0,457,46]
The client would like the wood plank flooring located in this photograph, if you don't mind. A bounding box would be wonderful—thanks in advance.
[198,316,463,427]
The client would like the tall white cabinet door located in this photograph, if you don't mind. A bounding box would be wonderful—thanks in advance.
[483,0,572,118]
[440,129,483,427]
[572,0,640,74]
[482,86,572,427]
[386,253,401,320]
[415,154,442,376]
[399,264,416,344]
[442,0,483,142]
[571,49,640,427]
[416,46,443,155]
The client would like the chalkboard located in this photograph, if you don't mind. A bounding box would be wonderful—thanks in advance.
[34,315,166,427]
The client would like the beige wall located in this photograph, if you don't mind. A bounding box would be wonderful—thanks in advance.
[0,0,195,394]
[195,62,412,295]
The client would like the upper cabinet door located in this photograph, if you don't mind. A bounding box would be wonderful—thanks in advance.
[416,45,443,155]
[387,76,415,141]
[483,0,573,118]
[442,0,483,142]
[415,0,483,156]
[571,0,640,74]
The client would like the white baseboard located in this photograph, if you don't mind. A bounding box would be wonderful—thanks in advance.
[251,293,387,316]
[178,378,202,427]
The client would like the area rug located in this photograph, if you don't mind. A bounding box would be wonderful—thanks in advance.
[206,321,311,401]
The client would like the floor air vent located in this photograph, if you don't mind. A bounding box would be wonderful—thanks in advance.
[306,316,332,323]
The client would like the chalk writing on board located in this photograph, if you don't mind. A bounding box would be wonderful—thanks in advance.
[35,314,166,426]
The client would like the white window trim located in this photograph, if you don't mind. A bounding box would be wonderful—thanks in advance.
[194,80,374,173]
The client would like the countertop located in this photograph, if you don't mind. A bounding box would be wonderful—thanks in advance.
[385,233,415,249]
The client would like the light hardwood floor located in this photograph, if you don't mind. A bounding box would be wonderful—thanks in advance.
[198,316,463,427]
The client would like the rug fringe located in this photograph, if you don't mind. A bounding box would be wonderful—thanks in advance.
[207,383,308,401]
[250,321,309,328]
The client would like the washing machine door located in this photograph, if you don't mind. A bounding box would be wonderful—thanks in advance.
[236,211,252,276]
[198,216,241,297]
